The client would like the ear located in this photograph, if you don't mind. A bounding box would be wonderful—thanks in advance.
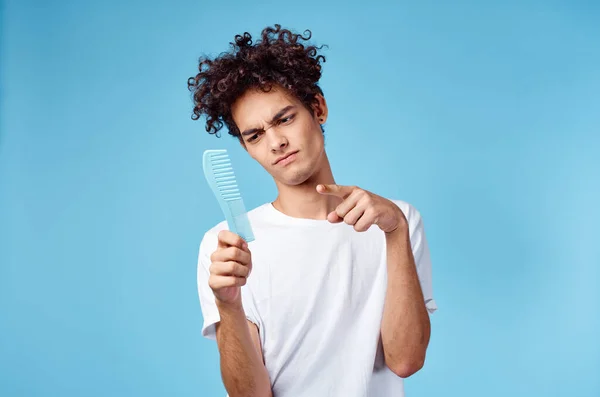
[311,93,328,124]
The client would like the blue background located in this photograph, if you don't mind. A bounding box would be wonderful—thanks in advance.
[1,1,599,396]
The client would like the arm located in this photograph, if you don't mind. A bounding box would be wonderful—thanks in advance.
[215,303,272,397]
[315,184,434,378]
[206,230,273,397]
[380,222,431,378]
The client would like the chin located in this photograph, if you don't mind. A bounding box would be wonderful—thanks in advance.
[279,173,310,186]
[274,166,315,186]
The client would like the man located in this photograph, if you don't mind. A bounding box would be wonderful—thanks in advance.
[188,24,437,397]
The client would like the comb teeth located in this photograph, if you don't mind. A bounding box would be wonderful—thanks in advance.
[208,152,241,201]
[202,149,255,242]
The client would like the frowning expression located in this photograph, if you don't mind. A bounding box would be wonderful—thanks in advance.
[231,86,328,186]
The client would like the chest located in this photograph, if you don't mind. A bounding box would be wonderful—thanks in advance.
[248,225,387,313]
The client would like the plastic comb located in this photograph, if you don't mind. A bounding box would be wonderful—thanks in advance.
[202,149,255,242]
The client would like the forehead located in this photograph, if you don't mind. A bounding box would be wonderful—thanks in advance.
[231,87,298,128]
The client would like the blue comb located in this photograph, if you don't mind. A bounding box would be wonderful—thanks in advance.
[202,149,255,243]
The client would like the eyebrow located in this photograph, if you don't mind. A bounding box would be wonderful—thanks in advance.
[241,105,297,137]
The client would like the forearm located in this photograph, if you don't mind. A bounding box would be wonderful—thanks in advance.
[380,226,431,378]
[216,301,272,397]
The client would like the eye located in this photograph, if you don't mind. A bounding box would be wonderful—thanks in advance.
[247,131,262,142]
[279,114,295,124]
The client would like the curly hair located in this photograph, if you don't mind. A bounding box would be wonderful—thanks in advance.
[187,24,327,139]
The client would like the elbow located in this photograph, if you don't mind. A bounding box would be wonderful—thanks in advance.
[230,387,272,397]
[254,380,274,397]
[387,355,426,378]
[255,388,273,397]
[225,375,272,397]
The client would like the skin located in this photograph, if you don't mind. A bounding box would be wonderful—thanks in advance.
[208,85,431,397]
[209,230,271,397]
[232,86,339,220]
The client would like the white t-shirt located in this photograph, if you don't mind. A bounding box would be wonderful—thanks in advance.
[196,199,437,397]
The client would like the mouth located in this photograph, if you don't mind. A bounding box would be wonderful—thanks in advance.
[273,150,299,166]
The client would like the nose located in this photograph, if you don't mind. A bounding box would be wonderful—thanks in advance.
[267,129,288,152]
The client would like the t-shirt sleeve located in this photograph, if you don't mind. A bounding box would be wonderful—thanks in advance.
[406,204,438,314]
[196,230,263,341]
[196,231,221,340]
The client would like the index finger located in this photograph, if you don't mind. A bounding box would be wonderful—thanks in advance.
[217,230,248,251]
[316,184,354,198]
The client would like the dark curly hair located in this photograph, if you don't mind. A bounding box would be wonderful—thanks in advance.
[187,24,327,139]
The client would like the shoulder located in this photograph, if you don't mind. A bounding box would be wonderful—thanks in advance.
[388,199,423,222]
[387,198,426,235]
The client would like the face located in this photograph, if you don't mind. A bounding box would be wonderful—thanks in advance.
[231,86,328,186]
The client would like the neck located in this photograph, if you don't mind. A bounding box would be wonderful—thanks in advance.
[271,153,342,220]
